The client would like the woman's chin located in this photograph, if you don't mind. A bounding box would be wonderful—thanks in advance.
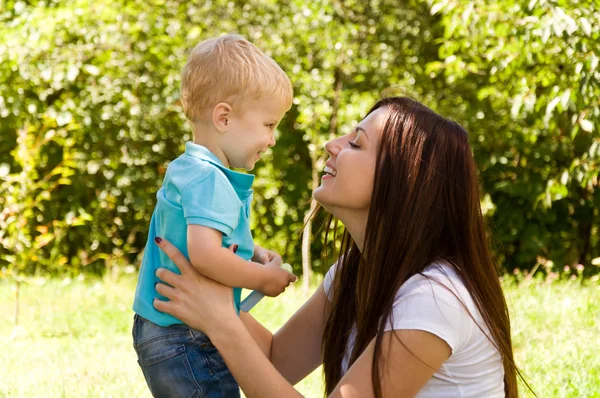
[313,189,334,213]
[313,186,326,203]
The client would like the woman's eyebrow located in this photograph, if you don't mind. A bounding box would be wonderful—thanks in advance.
[355,126,369,140]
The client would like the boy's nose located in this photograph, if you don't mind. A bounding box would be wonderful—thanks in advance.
[268,134,276,147]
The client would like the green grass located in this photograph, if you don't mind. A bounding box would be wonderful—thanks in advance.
[0,272,598,397]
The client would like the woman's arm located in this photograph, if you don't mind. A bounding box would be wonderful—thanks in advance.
[240,281,331,384]
[239,311,273,359]
[152,237,302,396]
[153,237,450,397]
[211,316,304,397]
[329,329,451,398]
[270,282,330,384]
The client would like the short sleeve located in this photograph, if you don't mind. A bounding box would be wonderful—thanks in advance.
[384,273,473,354]
[323,262,338,301]
[180,169,241,236]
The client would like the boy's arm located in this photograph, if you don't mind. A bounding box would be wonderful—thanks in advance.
[252,244,282,264]
[187,224,269,290]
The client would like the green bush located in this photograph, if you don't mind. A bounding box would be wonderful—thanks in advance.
[0,0,598,278]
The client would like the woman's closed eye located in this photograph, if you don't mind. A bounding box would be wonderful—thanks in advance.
[348,140,360,149]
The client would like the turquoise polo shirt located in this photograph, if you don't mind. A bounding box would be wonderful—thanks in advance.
[133,142,255,326]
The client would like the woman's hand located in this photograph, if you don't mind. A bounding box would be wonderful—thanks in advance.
[152,237,238,337]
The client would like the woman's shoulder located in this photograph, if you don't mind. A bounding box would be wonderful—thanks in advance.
[388,262,485,353]
[395,262,480,321]
[324,260,473,309]
[398,262,469,299]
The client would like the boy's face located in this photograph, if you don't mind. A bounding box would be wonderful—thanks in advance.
[222,97,288,170]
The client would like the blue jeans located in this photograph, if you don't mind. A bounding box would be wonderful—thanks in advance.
[132,314,240,398]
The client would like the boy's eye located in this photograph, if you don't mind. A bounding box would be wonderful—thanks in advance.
[266,124,275,129]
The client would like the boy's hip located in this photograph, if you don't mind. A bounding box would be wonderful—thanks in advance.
[132,315,239,397]
[132,314,219,354]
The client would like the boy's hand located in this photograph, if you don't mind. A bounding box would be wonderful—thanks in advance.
[259,258,297,297]
[252,244,282,265]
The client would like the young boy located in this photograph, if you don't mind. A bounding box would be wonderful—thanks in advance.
[132,34,296,397]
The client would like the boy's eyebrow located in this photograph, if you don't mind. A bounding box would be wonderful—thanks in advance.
[355,126,369,140]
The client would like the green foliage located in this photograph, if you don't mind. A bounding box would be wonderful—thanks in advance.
[0,127,87,279]
[0,0,598,277]
[426,0,600,270]
[1,275,599,397]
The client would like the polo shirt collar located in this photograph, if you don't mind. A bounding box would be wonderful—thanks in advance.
[185,142,254,192]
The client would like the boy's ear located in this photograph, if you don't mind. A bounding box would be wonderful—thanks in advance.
[212,102,232,133]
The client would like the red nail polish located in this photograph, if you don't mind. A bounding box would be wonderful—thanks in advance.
[154,237,162,244]
[233,244,239,253]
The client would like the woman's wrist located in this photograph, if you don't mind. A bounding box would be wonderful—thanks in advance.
[210,314,245,347]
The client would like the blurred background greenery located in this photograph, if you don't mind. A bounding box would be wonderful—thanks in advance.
[1,1,599,397]
[0,273,598,397]
[1,0,599,282]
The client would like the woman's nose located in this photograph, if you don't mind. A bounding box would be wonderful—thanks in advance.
[324,139,338,156]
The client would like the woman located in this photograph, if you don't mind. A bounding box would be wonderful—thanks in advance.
[152,97,523,397]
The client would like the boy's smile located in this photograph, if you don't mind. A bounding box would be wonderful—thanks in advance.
[220,97,288,170]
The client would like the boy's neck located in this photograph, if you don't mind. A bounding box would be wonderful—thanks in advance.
[192,124,230,168]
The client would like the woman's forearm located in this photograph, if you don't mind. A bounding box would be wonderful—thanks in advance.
[212,317,303,398]
[240,311,273,360]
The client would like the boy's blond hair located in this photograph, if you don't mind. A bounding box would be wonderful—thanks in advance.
[181,34,293,122]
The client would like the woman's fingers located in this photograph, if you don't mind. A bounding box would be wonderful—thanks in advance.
[155,267,182,288]
[155,236,194,275]
[153,298,177,317]
[156,282,177,300]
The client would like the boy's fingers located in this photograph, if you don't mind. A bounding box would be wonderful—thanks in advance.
[155,237,193,275]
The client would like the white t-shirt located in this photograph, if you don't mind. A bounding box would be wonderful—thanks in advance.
[323,262,505,398]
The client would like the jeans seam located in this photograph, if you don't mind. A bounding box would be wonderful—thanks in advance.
[134,331,191,350]
[180,345,205,396]
[187,327,226,394]
[143,345,187,367]
[136,359,155,396]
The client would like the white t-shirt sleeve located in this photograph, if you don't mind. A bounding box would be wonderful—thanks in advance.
[323,262,338,301]
[385,269,473,354]
[324,262,474,354]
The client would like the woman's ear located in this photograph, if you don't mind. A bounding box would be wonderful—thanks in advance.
[212,102,232,133]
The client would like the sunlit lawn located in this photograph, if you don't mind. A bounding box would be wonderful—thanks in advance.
[0,271,598,397]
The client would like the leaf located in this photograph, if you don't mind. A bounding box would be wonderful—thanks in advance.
[560,89,570,109]
[580,17,592,37]
[56,112,72,127]
[35,233,54,249]
[545,97,560,122]
[511,94,524,119]
[430,3,445,15]
[83,64,100,76]
[541,26,551,43]
[528,0,537,10]
[580,119,593,133]
[591,54,599,72]
[67,65,80,82]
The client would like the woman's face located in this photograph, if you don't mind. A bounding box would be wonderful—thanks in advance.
[313,106,389,218]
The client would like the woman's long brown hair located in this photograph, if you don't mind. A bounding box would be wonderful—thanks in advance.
[321,97,522,397]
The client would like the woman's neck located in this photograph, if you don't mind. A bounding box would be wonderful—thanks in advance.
[337,210,368,253]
